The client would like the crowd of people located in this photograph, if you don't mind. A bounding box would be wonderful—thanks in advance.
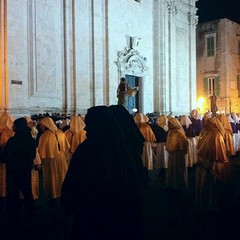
[135,109,240,212]
[0,106,240,238]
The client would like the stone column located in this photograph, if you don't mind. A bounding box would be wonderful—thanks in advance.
[167,0,177,113]
[188,7,198,111]
[0,0,8,111]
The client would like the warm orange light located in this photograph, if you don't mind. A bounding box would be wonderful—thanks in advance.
[197,97,205,114]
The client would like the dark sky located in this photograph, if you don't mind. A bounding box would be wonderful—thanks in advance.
[196,0,240,24]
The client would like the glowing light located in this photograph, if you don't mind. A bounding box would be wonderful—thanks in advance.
[132,108,138,113]
[197,97,205,113]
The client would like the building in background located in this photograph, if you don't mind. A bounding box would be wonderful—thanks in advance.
[196,18,240,114]
[0,0,198,117]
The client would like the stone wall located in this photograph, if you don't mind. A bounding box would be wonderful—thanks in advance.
[0,0,197,117]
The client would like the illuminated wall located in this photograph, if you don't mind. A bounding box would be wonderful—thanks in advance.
[0,0,198,117]
[197,18,240,114]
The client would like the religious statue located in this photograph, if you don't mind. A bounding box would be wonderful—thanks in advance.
[210,92,218,117]
[117,77,139,106]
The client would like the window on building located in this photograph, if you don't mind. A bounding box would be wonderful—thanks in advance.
[204,76,220,96]
[207,36,215,57]
[208,77,215,95]
[237,75,240,97]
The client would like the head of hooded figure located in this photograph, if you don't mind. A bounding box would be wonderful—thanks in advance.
[157,114,168,132]
[134,113,145,127]
[13,117,28,133]
[84,106,115,143]
[84,106,126,152]
[40,117,58,133]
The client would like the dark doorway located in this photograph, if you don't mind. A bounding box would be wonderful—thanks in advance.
[125,75,139,114]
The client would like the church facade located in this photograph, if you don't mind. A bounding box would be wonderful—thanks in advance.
[0,0,198,117]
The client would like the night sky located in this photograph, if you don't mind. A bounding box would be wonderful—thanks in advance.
[196,0,240,24]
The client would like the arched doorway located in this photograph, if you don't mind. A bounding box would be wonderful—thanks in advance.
[115,36,148,114]
[125,75,139,114]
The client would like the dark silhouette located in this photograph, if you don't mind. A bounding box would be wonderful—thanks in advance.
[61,105,146,240]
[0,118,37,225]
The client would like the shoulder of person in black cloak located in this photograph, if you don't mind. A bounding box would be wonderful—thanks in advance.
[14,126,32,137]
[68,140,93,167]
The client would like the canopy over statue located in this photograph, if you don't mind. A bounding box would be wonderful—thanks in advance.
[117,77,139,106]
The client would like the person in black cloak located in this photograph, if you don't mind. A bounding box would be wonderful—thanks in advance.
[60,105,146,240]
[0,117,37,225]
[109,104,147,189]
[109,104,148,237]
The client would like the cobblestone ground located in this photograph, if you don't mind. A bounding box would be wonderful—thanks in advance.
[0,162,240,240]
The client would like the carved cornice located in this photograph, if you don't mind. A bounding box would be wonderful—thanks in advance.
[115,47,148,77]
[188,12,198,27]
[167,0,178,15]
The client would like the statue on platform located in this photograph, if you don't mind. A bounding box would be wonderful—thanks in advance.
[117,77,139,106]
[210,92,218,117]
